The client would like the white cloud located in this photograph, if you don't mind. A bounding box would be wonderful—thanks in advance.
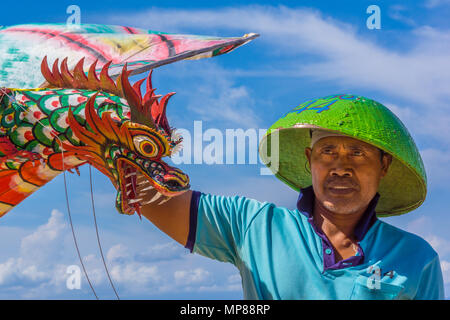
[106,244,130,263]
[182,271,242,292]
[134,242,187,262]
[19,209,67,266]
[0,210,70,293]
[0,258,18,286]
[109,263,160,287]
[174,268,212,285]
[101,5,450,106]
[0,210,242,298]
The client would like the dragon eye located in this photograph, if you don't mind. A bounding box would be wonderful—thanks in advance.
[142,143,154,154]
[133,136,159,157]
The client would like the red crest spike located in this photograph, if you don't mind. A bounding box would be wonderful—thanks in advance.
[40,57,178,135]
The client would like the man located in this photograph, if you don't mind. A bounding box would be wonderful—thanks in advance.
[136,94,445,299]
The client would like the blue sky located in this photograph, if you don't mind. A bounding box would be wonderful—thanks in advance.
[0,0,449,299]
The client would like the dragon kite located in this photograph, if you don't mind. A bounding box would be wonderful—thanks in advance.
[0,57,188,217]
[0,23,258,218]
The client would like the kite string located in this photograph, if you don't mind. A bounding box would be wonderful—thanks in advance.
[89,165,120,300]
[0,87,99,299]
[61,156,99,300]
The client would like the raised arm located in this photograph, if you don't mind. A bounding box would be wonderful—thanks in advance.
[136,179,193,247]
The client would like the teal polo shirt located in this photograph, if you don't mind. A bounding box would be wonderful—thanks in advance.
[185,186,445,300]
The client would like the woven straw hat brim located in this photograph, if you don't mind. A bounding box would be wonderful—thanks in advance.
[258,95,427,217]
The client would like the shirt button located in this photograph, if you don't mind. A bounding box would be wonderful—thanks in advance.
[325,248,332,255]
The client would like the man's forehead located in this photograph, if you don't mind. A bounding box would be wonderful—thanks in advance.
[314,136,375,149]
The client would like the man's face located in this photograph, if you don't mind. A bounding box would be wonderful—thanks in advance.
[305,136,392,216]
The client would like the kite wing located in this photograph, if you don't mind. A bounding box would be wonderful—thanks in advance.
[0,23,258,88]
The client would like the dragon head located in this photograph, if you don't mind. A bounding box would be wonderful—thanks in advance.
[41,57,189,215]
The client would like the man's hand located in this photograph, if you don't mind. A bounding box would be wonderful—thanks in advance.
[135,173,193,246]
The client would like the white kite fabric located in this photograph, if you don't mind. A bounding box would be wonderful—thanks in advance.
[0,23,258,88]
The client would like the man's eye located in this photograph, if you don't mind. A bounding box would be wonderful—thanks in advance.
[352,150,363,156]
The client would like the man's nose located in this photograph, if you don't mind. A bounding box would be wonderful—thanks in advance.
[330,153,353,177]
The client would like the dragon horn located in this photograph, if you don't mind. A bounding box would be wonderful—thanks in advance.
[60,57,76,87]
[118,64,155,129]
[41,56,58,85]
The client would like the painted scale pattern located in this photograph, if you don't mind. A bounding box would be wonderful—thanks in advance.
[0,88,129,216]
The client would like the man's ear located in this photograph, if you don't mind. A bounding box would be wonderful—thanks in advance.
[305,147,312,167]
[381,153,393,177]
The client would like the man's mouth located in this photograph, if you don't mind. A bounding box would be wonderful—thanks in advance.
[327,185,357,195]
[326,178,358,194]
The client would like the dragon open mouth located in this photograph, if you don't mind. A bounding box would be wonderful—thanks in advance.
[116,157,189,215]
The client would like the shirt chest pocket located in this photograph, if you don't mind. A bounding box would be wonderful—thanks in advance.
[349,275,404,300]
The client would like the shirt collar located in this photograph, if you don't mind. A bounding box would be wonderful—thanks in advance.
[296,185,380,241]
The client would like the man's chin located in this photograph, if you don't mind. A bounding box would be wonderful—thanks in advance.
[322,200,363,216]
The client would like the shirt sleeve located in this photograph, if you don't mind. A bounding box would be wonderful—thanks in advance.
[185,190,268,265]
[414,254,445,300]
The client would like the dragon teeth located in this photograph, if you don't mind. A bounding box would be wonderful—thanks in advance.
[125,172,137,178]
[137,175,148,182]
[149,192,162,203]
[137,178,150,185]
[141,185,154,191]
[128,198,143,204]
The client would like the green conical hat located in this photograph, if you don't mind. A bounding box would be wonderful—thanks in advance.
[259,94,426,217]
